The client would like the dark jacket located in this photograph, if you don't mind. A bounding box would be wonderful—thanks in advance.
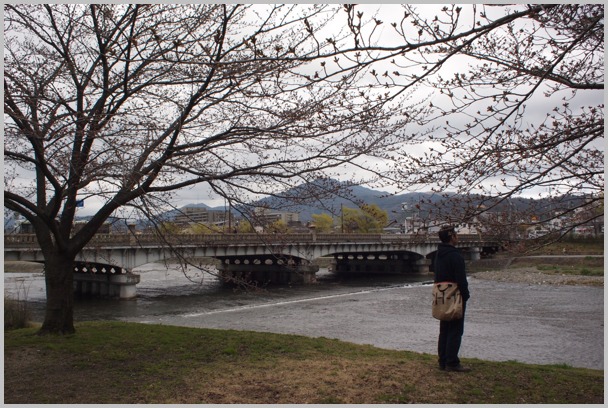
[434,243,470,301]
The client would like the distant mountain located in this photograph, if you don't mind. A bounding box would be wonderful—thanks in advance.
[64,179,589,230]
[245,179,442,222]
[173,180,421,222]
[175,202,215,210]
[222,179,588,224]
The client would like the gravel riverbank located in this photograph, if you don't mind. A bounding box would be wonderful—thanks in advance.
[471,267,604,286]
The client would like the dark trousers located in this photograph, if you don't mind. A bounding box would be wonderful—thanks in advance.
[438,303,466,367]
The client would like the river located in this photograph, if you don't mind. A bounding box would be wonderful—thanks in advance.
[4,262,603,370]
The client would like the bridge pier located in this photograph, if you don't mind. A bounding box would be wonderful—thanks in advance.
[469,247,481,261]
[74,273,140,299]
[73,262,140,299]
[331,252,432,276]
[217,256,319,285]
[414,257,431,273]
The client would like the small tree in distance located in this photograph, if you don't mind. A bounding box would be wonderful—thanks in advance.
[311,213,335,233]
[341,204,388,233]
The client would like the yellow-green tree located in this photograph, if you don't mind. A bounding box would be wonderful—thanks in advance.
[266,219,290,234]
[361,204,388,232]
[189,223,222,234]
[341,204,388,233]
[311,213,334,233]
[236,220,255,233]
[159,222,182,235]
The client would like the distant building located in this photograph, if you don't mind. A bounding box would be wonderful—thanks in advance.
[173,207,230,226]
[74,221,111,234]
[253,207,299,226]
[18,221,34,234]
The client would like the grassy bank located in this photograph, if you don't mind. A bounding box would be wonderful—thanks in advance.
[4,322,603,404]
[519,237,604,255]
[510,255,604,275]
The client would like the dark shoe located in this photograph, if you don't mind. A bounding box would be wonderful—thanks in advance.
[445,364,471,372]
[438,364,446,371]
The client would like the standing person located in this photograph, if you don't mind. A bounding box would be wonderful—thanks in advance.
[435,225,471,372]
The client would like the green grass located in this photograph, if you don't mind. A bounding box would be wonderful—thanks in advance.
[524,237,604,255]
[536,264,604,276]
[4,321,603,404]
[509,254,604,273]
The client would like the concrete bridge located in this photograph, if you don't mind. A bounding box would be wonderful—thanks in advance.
[4,233,501,299]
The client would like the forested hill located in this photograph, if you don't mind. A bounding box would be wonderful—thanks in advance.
[179,180,581,224]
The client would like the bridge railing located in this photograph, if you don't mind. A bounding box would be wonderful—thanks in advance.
[4,232,490,249]
[4,234,39,246]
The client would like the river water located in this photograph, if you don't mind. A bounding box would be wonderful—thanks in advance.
[4,262,604,370]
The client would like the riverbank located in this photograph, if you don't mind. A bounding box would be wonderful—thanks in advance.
[5,253,604,403]
[5,254,604,368]
[472,266,604,286]
[469,255,604,286]
[4,321,603,404]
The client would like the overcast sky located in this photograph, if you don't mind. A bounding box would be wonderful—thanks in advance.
[161,4,603,209]
[5,4,603,218]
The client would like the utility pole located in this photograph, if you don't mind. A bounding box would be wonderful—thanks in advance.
[228,201,232,231]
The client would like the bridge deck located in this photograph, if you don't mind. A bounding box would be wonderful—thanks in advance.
[4,232,489,248]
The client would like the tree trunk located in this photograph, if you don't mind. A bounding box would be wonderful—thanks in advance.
[38,255,76,335]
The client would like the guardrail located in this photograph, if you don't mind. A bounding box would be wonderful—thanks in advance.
[4,232,490,248]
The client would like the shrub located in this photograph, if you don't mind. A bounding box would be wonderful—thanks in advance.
[4,285,32,330]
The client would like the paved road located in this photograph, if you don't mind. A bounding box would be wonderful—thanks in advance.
[130,276,604,370]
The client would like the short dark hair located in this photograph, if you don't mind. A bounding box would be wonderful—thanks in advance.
[438,225,456,243]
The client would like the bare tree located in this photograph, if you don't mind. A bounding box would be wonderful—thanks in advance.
[256,4,604,238]
[3,4,424,334]
[4,4,603,334]
[334,4,604,238]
